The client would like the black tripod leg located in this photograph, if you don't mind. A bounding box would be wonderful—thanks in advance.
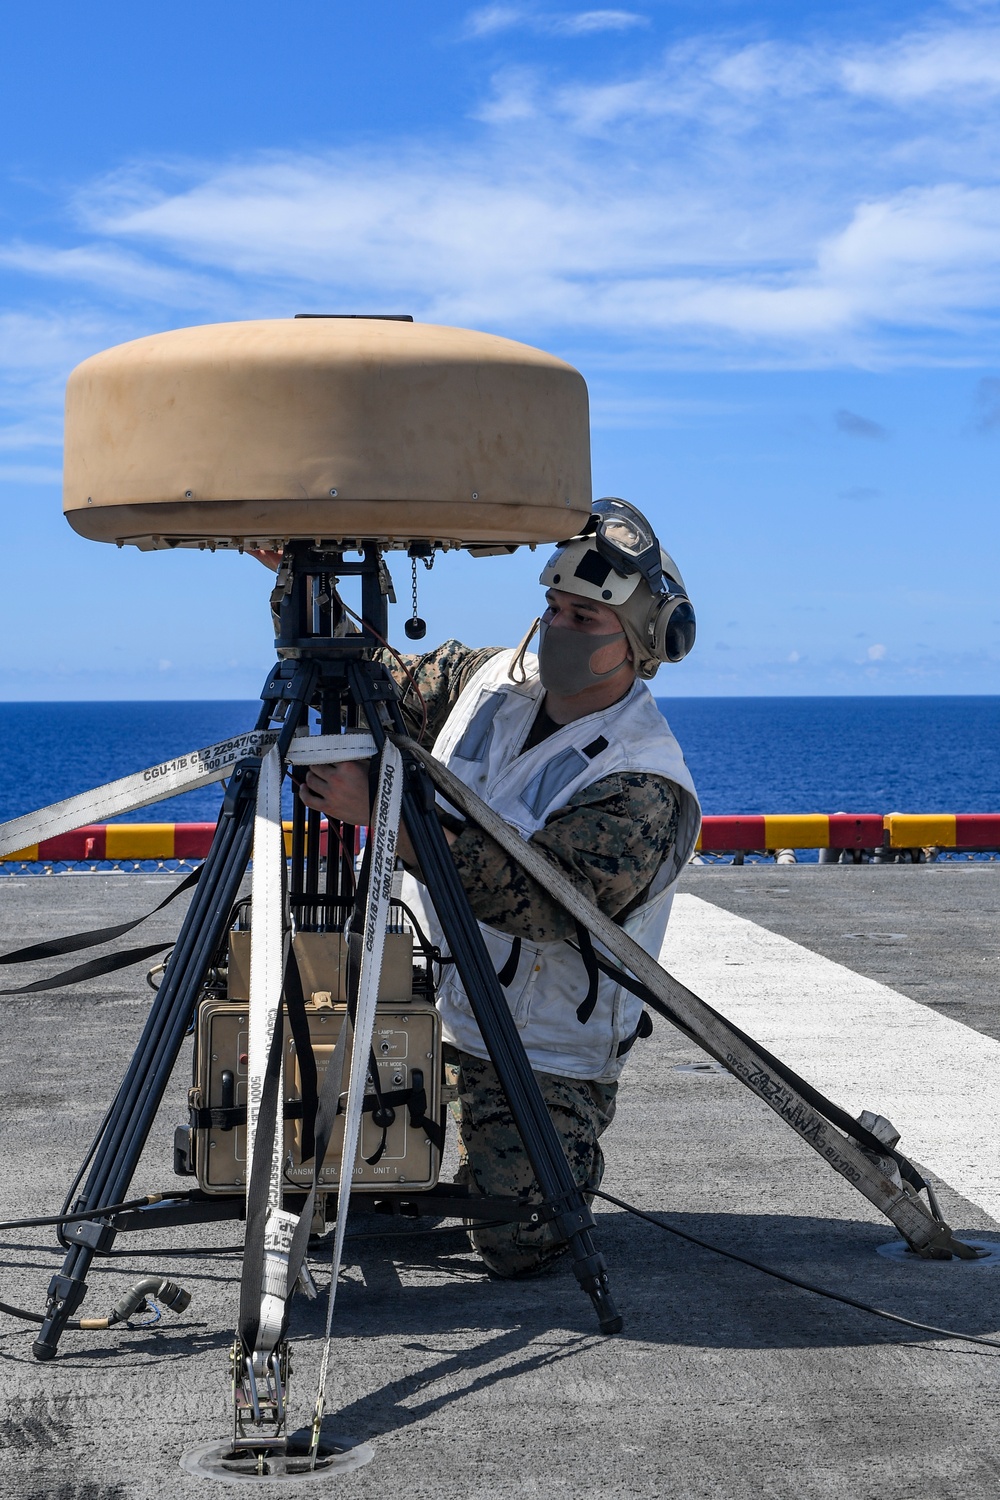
[404,769,622,1332]
[32,780,258,1359]
[32,663,317,1360]
[350,666,621,1334]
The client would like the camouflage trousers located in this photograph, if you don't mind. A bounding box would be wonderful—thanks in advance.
[444,1046,618,1279]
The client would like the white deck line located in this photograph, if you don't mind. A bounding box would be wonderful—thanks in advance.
[660,893,1000,1224]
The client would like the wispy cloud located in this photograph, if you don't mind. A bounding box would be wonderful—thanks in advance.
[0,463,62,485]
[68,152,1000,367]
[0,418,62,452]
[0,311,136,459]
[841,24,1000,102]
[835,409,888,440]
[839,485,881,500]
[464,6,648,39]
[0,241,224,308]
[974,376,1000,430]
[3,10,1000,426]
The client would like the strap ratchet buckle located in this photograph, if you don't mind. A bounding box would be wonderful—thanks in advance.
[230,1339,290,1455]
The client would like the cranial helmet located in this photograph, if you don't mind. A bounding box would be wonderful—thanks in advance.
[538,498,696,678]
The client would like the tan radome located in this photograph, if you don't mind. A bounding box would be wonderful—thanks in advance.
[63,317,593,551]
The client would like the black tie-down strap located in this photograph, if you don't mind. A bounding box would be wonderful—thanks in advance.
[363,1044,392,1165]
[282,945,317,1164]
[0,864,200,964]
[191,1075,444,1152]
[570,941,928,1194]
[571,921,649,1051]
[496,936,522,988]
[0,865,202,996]
[574,922,601,1023]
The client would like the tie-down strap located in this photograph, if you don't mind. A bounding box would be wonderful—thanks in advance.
[189,1079,444,1151]
[391,732,976,1260]
[0,728,376,860]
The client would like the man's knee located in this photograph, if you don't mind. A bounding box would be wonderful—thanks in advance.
[470,1220,568,1279]
[450,1050,617,1275]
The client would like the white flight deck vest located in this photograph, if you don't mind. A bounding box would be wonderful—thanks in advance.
[401,650,701,1082]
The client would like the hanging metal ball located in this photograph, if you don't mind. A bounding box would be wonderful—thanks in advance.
[404,616,427,640]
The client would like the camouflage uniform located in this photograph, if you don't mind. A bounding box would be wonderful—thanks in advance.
[444,1046,618,1276]
[380,640,679,1276]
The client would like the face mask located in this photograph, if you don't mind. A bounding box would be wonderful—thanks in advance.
[537,620,629,696]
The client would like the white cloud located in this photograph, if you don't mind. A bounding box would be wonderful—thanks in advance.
[71,151,1000,361]
[868,643,887,660]
[589,393,745,427]
[841,25,1000,101]
[0,312,109,374]
[548,10,649,36]
[465,4,523,36]
[0,418,62,451]
[0,464,62,484]
[464,6,648,39]
[3,13,1000,388]
[0,241,223,308]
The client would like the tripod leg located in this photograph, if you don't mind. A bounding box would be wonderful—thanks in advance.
[32,781,258,1359]
[349,665,621,1333]
[32,664,317,1360]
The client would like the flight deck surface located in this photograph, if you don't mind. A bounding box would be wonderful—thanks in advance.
[1,865,998,1500]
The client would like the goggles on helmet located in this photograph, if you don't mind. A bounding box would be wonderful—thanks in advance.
[587,498,665,594]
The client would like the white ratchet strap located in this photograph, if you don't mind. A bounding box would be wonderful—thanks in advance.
[243,732,377,1363]
[245,744,290,1359]
[0,729,376,858]
[394,732,971,1259]
[308,739,402,1464]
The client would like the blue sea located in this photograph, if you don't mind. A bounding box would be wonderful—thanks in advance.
[1,697,999,826]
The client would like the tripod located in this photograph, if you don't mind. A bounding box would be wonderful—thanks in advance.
[33,541,621,1362]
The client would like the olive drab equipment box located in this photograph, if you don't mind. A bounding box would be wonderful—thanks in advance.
[187,930,444,1194]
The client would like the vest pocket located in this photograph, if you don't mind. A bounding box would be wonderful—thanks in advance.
[438,925,537,1027]
[453,690,505,763]
[485,928,537,1025]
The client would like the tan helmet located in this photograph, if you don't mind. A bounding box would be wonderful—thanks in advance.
[538,498,696,678]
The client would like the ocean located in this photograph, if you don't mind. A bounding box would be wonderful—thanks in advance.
[2,697,999,828]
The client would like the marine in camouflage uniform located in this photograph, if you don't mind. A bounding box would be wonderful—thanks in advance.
[380,640,681,1277]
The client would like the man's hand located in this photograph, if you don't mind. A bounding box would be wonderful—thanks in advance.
[299,761,372,826]
[297,758,453,870]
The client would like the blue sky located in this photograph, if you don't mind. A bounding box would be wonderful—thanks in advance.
[2,0,999,698]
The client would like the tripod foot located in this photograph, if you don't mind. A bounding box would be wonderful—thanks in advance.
[596,1303,624,1336]
[571,1248,623,1334]
[590,1287,623,1336]
[32,1270,90,1360]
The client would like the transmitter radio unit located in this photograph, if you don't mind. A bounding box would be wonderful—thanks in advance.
[179,924,445,1196]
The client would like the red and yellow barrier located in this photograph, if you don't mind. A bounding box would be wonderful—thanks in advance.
[697,813,885,852]
[3,821,335,862]
[696,812,1000,852]
[5,813,1000,862]
[883,813,1000,849]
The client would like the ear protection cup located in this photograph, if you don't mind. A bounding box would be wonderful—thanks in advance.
[648,592,697,664]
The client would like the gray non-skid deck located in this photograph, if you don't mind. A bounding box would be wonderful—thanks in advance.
[1,866,999,1500]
